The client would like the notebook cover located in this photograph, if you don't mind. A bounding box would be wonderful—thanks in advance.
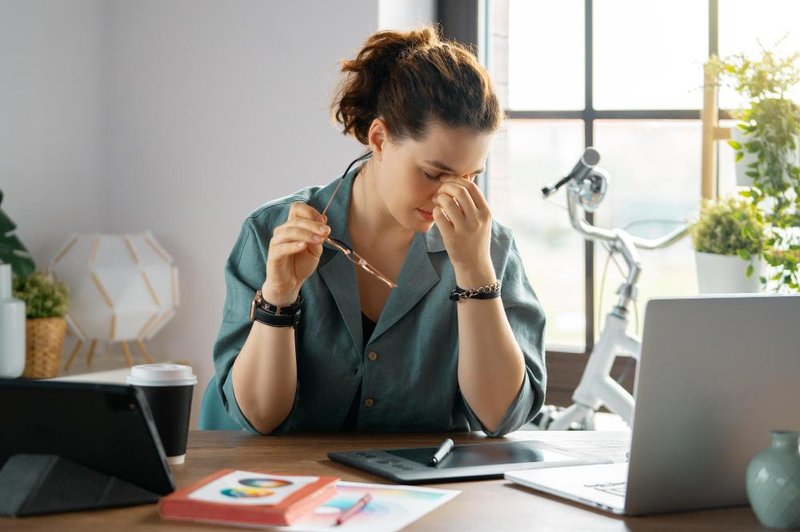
[159,469,338,526]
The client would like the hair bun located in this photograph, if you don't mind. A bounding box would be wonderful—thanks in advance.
[332,25,499,145]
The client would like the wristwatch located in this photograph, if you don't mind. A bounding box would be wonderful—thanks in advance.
[250,290,302,328]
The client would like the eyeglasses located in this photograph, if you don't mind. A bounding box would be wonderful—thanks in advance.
[321,152,398,289]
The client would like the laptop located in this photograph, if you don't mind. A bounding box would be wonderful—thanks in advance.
[506,294,800,516]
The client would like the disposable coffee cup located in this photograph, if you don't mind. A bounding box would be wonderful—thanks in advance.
[127,364,197,465]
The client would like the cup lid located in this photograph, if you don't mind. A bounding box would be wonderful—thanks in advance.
[126,364,197,386]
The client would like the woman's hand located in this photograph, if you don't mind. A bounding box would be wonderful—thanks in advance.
[432,177,496,286]
[263,202,330,305]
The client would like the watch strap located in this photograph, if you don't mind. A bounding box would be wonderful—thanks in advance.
[252,305,301,328]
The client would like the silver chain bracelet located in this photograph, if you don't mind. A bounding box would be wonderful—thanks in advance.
[449,280,502,302]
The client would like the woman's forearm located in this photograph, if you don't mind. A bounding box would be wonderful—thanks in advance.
[231,322,297,434]
[455,270,526,433]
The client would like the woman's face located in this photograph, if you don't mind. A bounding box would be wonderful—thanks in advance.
[374,122,493,233]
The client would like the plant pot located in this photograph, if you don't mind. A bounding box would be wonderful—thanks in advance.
[733,127,800,187]
[23,316,67,379]
[694,251,763,293]
[746,431,800,529]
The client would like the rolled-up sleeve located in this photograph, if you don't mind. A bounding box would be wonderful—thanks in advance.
[211,213,300,434]
[462,236,547,437]
[211,219,264,433]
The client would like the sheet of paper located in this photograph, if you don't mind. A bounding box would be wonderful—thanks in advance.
[274,481,460,532]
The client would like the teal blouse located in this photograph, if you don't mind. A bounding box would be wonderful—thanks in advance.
[212,165,547,437]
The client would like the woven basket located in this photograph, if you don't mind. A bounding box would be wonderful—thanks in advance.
[23,317,68,379]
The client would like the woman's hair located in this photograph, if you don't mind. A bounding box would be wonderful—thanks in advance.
[332,25,501,145]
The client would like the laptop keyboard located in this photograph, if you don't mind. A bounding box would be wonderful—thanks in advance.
[584,481,627,497]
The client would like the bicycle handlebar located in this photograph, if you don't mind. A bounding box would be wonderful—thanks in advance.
[566,185,690,250]
[565,183,691,313]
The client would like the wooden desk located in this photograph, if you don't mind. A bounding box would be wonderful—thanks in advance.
[5,430,766,531]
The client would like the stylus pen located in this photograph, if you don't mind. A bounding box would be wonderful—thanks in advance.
[336,492,372,526]
[428,438,455,466]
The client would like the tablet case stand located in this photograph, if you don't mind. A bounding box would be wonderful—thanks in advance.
[0,453,160,517]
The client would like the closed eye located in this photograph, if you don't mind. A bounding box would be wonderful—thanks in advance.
[422,169,481,182]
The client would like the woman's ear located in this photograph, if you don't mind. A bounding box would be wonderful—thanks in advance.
[367,118,389,160]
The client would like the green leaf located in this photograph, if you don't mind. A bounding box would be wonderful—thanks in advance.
[746,264,754,277]
[0,189,36,278]
[760,276,767,284]
[728,140,742,150]
[738,249,751,260]
[735,151,744,162]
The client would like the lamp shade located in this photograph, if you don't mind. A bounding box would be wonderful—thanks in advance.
[49,232,179,342]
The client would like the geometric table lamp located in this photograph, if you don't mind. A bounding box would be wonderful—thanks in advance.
[49,231,179,370]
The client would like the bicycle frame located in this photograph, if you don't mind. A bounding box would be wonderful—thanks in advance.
[546,168,689,430]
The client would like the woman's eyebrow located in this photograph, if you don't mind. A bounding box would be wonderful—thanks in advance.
[424,160,485,175]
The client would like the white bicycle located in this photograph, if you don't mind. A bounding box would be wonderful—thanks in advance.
[535,148,689,430]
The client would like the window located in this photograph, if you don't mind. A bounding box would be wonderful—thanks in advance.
[487,0,800,354]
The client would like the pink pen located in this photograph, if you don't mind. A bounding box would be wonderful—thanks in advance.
[336,493,372,526]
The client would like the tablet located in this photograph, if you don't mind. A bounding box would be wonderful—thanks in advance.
[0,378,175,495]
[329,439,610,484]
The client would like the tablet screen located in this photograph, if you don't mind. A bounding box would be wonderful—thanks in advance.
[386,441,574,468]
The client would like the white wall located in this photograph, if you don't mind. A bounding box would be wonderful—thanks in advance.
[0,0,107,266]
[378,0,435,30]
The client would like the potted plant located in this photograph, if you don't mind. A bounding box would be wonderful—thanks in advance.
[708,46,800,292]
[12,272,69,379]
[691,195,767,293]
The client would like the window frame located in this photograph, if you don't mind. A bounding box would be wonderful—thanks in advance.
[440,0,729,362]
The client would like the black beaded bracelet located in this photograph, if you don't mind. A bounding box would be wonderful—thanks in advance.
[449,280,502,303]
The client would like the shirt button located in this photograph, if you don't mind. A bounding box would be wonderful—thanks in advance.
[367,351,378,361]
[364,398,375,407]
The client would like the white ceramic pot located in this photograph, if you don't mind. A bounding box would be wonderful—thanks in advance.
[695,251,763,293]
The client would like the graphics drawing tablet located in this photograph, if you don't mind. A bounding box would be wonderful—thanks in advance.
[329,439,610,484]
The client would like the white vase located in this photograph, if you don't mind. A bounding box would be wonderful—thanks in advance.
[695,251,763,293]
[0,263,26,378]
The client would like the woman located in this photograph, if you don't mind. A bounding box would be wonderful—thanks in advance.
[211,26,546,436]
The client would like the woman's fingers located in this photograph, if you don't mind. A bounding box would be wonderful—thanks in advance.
[436,183,481,230]
[432,205,454,235]
[275,217,329,238]
[435,193,467,226]
[443,178,490,212]
[272,225,328,246]
[289,201,325,222]
[269,240,311,260]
